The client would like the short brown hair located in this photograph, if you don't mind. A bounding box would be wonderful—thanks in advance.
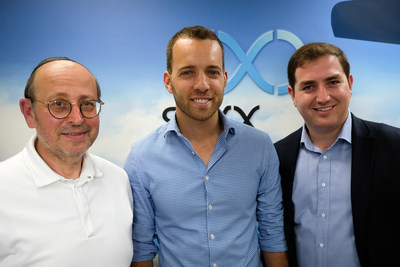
[166,25,225,73]
[24,57,101,100]
[287,42,350,89]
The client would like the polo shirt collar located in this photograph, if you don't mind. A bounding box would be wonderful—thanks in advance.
[24,135,102,188]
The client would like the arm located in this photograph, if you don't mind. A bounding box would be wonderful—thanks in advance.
[263,251,288,267]
[131,261,153,267]
[124,150,157,263]
[258,140,288,262]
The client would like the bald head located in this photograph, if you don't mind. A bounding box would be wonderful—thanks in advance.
[24,57,101,100]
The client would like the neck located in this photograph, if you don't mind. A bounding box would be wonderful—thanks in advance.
[35,143,83,179]
[307,126,342,151]
[50,157,83,179]
[176,111,223,166]
[176,111,223,141]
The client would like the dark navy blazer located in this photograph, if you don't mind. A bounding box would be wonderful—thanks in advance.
[274,114,400,267]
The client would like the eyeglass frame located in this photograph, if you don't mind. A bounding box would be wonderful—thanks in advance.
[32,98,104,119]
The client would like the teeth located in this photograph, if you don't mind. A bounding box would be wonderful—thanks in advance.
[69,133,83,136]
[318,107,332,111]
[194,99,209,103]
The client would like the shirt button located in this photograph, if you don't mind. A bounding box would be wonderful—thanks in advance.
[213,264,217,267]
[323,155,328,160]
[205,175,209,181]
[321,212,326,218]
[192,151,195,155]
[322,182,326,187]
[320,243,324,248]
[208,204,213,210]
[210,234,215,240]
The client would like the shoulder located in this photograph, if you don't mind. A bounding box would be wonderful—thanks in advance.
[229,117,272,143]
[352,115,400,141]
[274,128,302,149]
[0,150,26,177]
[0,150,33,192]
[0,150,23,167]
[88,153,128,178]
[124,123,169,170]
[130,123,168,153]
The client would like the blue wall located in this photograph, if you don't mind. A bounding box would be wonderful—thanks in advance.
[1,0,399,166]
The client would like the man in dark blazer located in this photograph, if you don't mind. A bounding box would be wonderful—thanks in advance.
[274,42,400,267]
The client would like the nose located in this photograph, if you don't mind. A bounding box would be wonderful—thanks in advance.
[194,72,210,92]
[316,86,331,103]
[67,103,85,124]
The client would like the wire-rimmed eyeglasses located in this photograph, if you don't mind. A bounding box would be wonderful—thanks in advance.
[33,99,104,119]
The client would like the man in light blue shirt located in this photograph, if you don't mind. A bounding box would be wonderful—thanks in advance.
[292,113,359,267]
[124,25,288,267]
[275,42,400,267]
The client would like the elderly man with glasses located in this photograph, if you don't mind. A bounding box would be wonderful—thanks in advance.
[0,57,133,267]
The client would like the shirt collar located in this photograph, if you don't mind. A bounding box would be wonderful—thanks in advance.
[24,135,102,188]
[164,110,236,138]
[300,110,352,150]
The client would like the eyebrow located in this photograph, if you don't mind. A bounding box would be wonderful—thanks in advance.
[178,65,195,71]
[298,80,316,88]
[325,74,341,81]
[178,65,223,72]
[298,74,343,87]
[48,93,97,100]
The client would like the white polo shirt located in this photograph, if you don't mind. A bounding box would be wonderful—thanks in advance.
[0,135,133,266]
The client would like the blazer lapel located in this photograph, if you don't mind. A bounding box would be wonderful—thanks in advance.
[350,114,375,261]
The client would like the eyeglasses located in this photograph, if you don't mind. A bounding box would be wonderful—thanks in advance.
[33,99,104,119]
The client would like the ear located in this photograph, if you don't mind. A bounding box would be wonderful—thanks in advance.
[223,70,228,91]
[163,71,173,94]
[19,98,36,129]
[288,85,297,107]
[348,73,353,96]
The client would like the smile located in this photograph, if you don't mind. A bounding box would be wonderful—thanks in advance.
[63,131,87,137]
[315,106,333,111]
[193,98,210,104]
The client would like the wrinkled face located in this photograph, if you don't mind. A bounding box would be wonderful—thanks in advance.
[288,55,353,136]
[20,60,100,163]
[164,38,227,123]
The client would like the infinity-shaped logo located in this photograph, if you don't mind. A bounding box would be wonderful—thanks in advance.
[218,30,303,95]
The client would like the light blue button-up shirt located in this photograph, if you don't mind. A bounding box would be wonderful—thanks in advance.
[293,113,361,267]
[124,111,286,266]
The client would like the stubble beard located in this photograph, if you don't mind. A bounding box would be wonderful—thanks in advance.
[171,84,223,122]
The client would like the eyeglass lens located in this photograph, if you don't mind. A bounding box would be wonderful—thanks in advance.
[49,100,101,119]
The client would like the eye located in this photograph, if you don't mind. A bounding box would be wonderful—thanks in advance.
[329,80,339,85]
[209,70,219,75]
[52,100,68,108]
[326,80,341,88]
[81,100,96,110]
[302,85,313,91]
[81,101,92,106]
[180,70,192,76]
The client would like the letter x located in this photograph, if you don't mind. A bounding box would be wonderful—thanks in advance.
[218,31,274,94]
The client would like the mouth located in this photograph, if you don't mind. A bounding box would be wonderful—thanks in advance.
[62,131,89,140]
[192,98,211,104]
[64,132,87,136]
[314,105,334,112]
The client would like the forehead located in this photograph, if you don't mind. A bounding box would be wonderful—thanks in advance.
[295,55,344,80]
[172,38,223,67]
[33,61,97,98]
